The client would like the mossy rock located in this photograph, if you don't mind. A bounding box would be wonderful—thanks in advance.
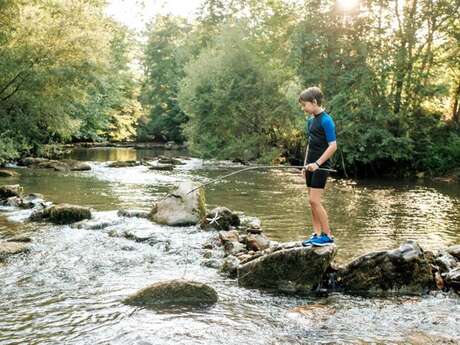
[48,204,92,224]
[123,279,218,308]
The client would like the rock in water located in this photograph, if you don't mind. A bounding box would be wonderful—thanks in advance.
[336,240,435,295]
[0,170,19,177]
[149,182,206,226]
[446,245,460,260]
[0,185,23,199]
[107,161,140,168]
[238,245,337,293]
[30,204,92,224]
[444,267,460,292]
[123,280,218,307]
[201,207,240,231]
[0,242,29,261]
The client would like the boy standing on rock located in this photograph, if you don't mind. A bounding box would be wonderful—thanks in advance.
[299,87,337,246]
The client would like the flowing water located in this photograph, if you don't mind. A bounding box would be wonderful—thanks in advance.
[0,147,459,344]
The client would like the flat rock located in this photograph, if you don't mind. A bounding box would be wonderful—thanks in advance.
[123,279,218,307]
[0,242,29,261]
[149,182,206,226]
[157,157,186,165]
[108,161,140,168]
[0,170,19,177]
[238,244,337,293]
[336,240,435,295]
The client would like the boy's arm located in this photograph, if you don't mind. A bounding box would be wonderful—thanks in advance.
[315,142,337,166]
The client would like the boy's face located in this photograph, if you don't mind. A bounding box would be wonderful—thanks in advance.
[300,101,317,115]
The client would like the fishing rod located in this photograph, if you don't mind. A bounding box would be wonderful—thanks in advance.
[154,165,337,203]
[185,165,337,196]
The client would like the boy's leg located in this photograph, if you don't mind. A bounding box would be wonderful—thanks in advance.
[309,188,332,236]
[307,187,322,235]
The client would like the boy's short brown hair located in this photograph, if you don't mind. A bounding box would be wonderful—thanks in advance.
[298,87,323,106]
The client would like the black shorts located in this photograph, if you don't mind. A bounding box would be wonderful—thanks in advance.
[305,169,329,189]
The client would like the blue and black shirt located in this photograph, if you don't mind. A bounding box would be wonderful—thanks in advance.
[305,111,336,168]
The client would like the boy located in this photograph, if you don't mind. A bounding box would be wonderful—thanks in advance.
[299,87,337,246]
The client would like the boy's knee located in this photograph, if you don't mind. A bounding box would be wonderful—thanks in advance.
[309,198,321,208]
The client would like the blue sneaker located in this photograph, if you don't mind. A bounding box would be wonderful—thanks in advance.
[302,233,318,246]
[311,233,334,246]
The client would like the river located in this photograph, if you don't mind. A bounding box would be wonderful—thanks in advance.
[0,147,459,344]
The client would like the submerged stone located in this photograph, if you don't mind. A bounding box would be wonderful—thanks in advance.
[238,244,337,293]
[0,242,29,261]
[336,240,435,296]
[149,182,206,226]
[123,279,218,307]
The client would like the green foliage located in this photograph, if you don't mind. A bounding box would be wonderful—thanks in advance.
[0,0,142,161]
[138,16,191,143]
[178,23,293,162]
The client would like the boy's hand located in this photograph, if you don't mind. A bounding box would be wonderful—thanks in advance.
[306,163,319,172]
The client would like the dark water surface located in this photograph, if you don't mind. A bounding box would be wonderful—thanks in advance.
[1,147,459,344]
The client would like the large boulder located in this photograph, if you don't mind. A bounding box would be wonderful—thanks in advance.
[0,185,23,199]
[123,280,218,307]
[0,242,29,261]
[201,207,240,231]
[336,240,435,295]
[30,204,91,224]
[149,182,206,226]
[238,244,337,293]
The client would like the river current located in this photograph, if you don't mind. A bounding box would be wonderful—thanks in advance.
[0,147,459,344]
